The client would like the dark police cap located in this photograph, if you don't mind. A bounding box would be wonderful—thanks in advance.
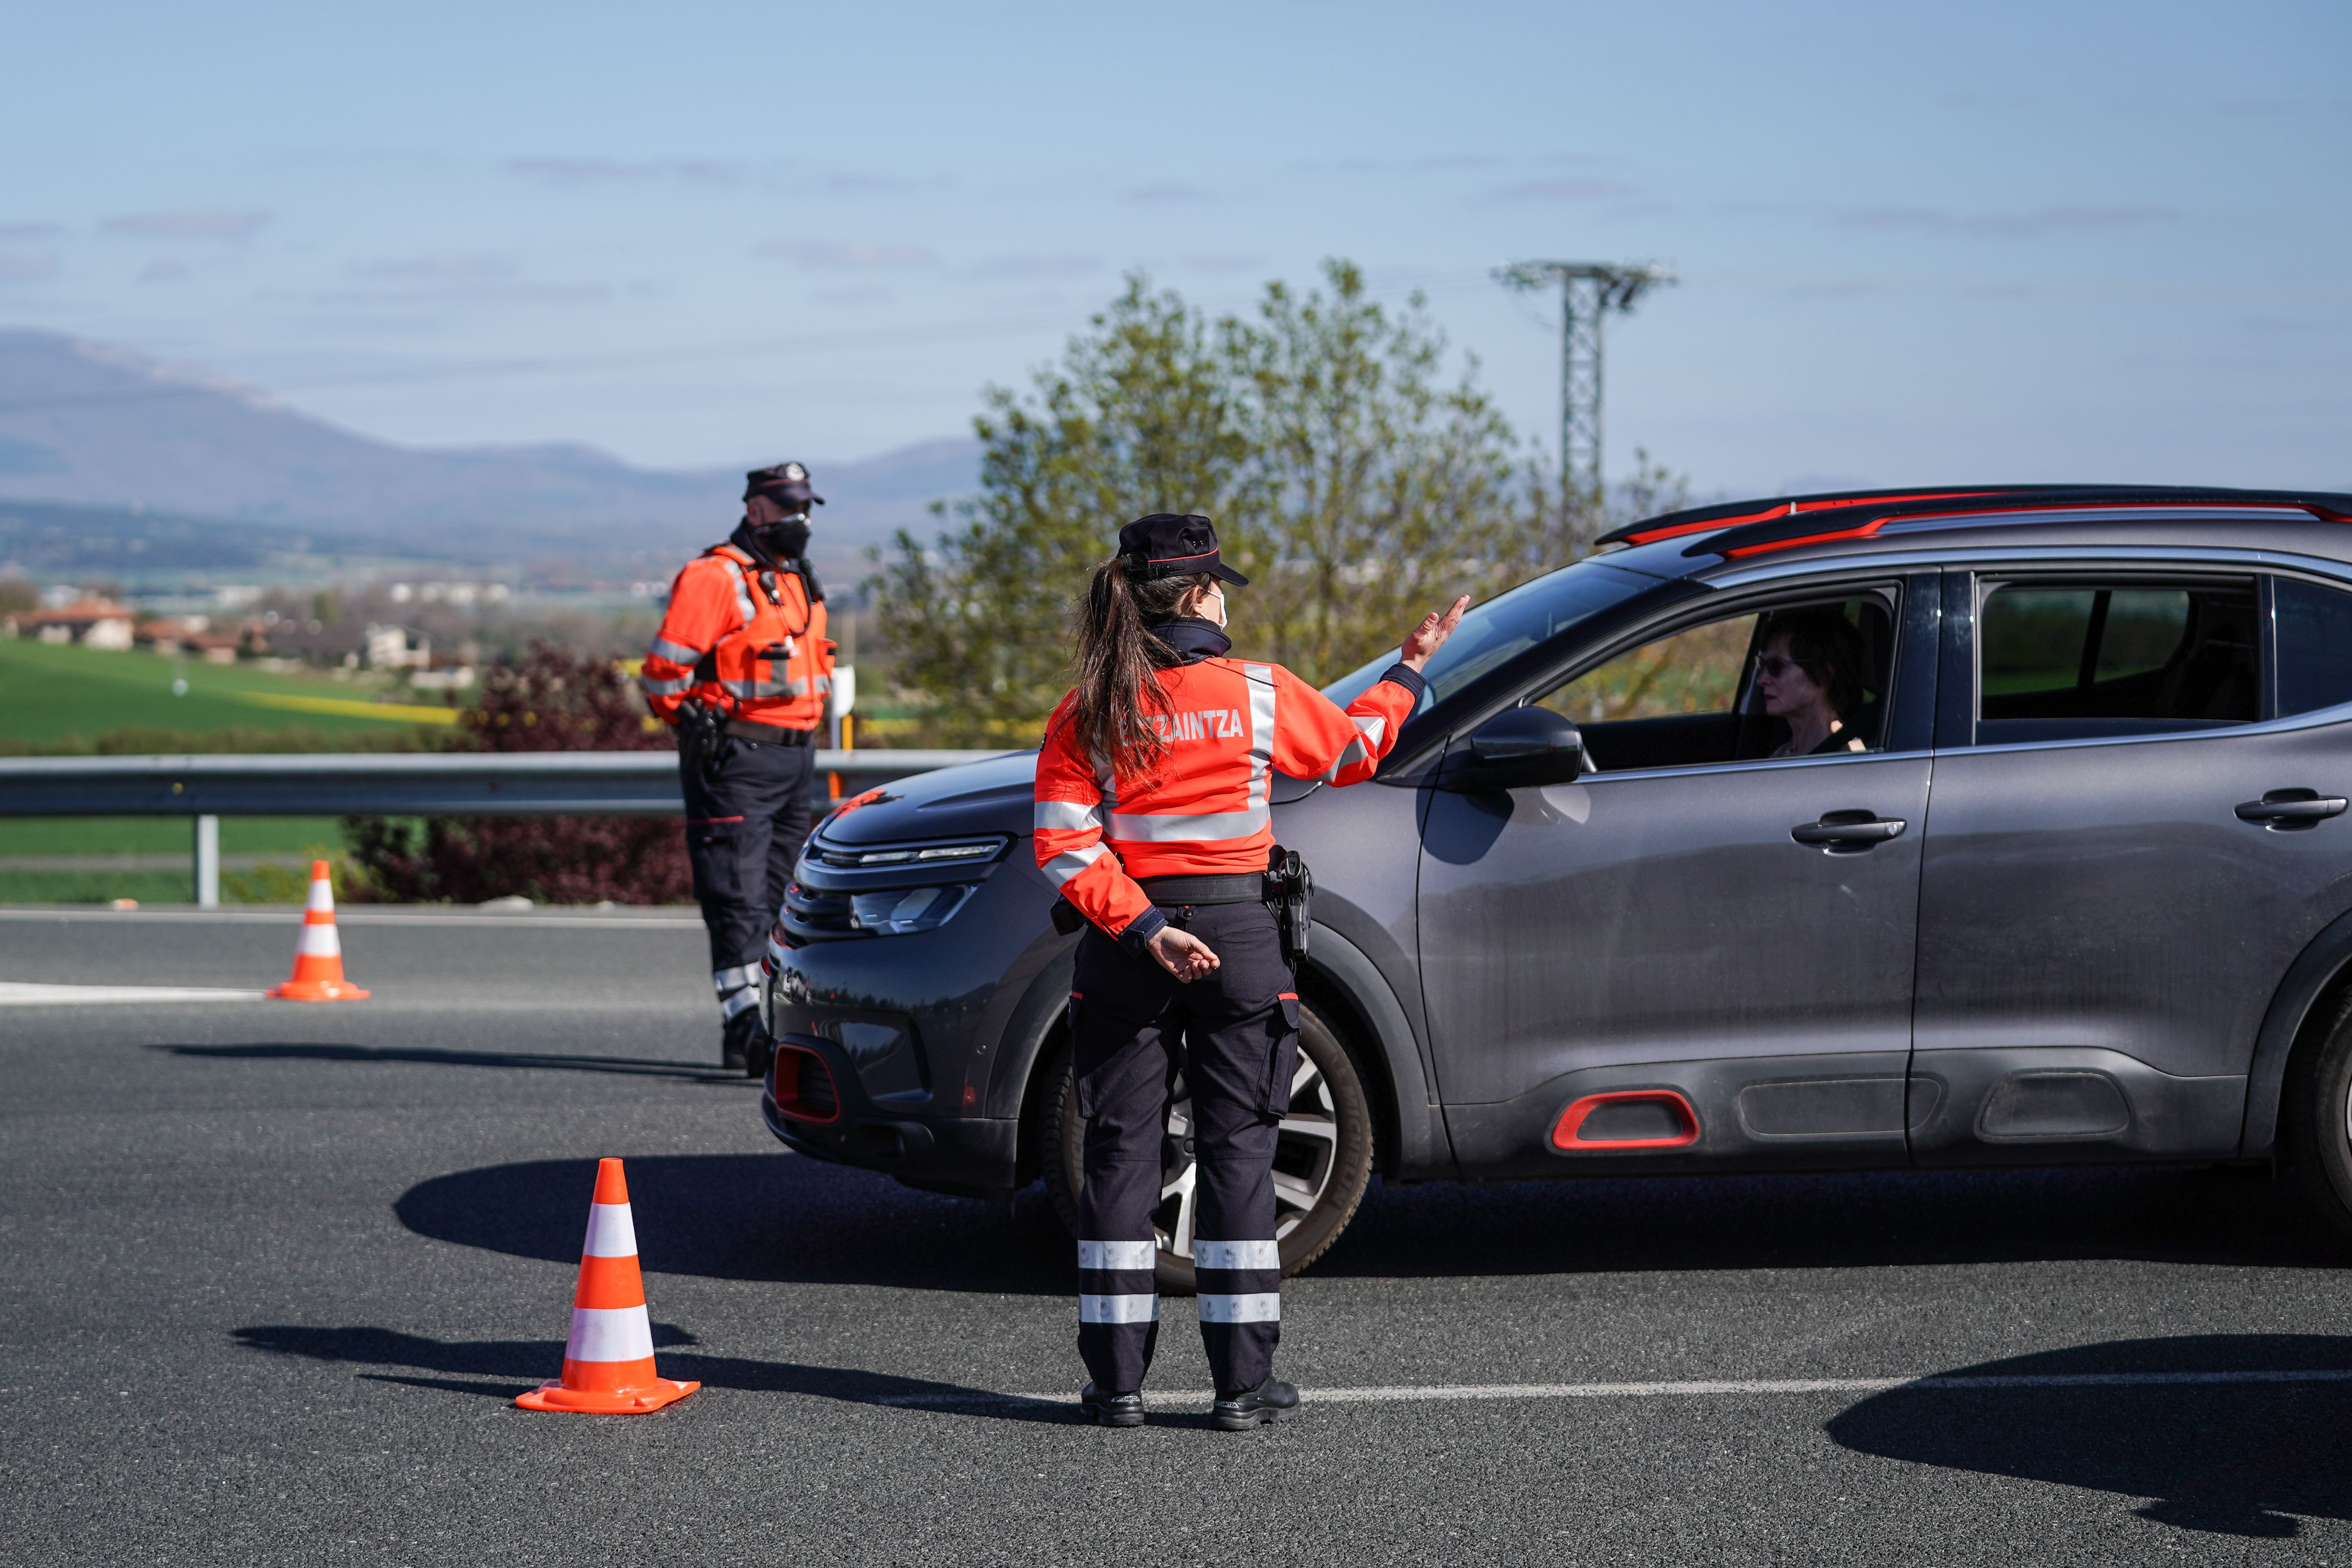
[745,460,824,506]
[1116,513,1248,587]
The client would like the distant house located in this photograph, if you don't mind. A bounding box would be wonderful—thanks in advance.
[17,598,136,650]
[255,618,370,667]
[137,618,240,664]
[364,623,431,671]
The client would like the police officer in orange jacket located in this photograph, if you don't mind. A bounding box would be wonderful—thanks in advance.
[641,462,835,1075]
[1035,513,1464,1428]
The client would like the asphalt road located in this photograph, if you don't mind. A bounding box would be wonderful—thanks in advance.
[3,906,2350,1566]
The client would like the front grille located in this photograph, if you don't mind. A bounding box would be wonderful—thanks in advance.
[782,880,858,936]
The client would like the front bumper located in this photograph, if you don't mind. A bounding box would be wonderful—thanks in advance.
[758,1036,1021,1196]
[758,843,1068,1196]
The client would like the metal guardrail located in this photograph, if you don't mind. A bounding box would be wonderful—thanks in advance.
[0,750,1009,817]
[0,750,1014,907]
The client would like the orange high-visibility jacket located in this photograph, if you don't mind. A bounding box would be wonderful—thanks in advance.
[1033,657,1420,941]
[640,544,833,729]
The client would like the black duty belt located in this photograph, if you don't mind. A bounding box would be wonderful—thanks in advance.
[724,719,816,745]
[1136,873,1267,907]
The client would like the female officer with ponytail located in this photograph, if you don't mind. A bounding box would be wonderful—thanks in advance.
[1034,512,1465,1429]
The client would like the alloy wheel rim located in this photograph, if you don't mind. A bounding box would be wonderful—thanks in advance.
[1154,1050,1342,1260]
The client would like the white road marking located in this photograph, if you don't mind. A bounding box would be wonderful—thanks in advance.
[874,1367,2352,1410]
[0,982,266,1006]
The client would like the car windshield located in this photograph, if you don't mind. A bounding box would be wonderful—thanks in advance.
[1320,560,1665,716]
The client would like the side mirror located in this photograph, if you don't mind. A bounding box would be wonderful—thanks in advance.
[1445,707,1586,789]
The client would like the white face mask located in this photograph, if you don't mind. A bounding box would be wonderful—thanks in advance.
[1202,585,1228,628]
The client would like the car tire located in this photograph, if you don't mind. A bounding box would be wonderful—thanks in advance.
[1040,998,1377,1294]
[2284,986,2352,1244]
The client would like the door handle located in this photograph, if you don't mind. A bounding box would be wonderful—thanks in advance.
[1791,810,1908,853]
[2235,790,2350,831]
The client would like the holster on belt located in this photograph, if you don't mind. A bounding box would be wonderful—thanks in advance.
[1264,845,1312,967]
[676,700,728,783]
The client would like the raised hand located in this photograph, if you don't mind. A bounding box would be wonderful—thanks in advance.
[1401,595,1470,672]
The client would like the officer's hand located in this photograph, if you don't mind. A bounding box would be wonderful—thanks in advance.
[1401,596,1470,672]
[1147,927,1221,983]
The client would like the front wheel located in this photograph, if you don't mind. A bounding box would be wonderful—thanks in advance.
[1040,999,1376,1294]
[2286,988,2352,1244]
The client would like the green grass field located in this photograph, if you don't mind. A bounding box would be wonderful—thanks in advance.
[0,639,446,900]
[0,637,454,748]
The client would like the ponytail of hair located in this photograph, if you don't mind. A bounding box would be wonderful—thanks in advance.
[1070,558,1213,782]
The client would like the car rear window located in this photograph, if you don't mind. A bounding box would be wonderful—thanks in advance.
[1976,579,2257,743]
[2274,577,2352,718]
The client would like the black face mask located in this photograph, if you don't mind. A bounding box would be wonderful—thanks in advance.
[755,516,811,560]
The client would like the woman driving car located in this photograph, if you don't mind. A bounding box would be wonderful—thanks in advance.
[1755,608,1868,757]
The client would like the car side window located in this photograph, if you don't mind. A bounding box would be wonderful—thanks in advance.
[2274,577,2352,718]
[1975,579,2257,744]
[1534,593,1896,772]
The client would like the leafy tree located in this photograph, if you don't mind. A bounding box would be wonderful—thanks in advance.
[1229,261,1517,683]
[870,278,1250,745]
[871,260,1693,743]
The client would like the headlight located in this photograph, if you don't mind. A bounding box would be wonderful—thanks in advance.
[783,834,1009,941]
[849,882,979,935]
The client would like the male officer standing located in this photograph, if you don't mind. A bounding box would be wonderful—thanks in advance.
[641,462,835,1074]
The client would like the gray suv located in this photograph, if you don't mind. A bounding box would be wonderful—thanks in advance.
[763,486,2352,1286]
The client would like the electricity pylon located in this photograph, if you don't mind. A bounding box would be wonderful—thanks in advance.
[1495,260,1675,496]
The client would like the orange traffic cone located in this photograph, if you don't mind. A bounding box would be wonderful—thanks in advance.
[517,1158,700,1414]
[266,860,369,1001]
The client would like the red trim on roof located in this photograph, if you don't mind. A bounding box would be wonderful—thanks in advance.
[1717,499,2346,559]
[1617,491,2000,549]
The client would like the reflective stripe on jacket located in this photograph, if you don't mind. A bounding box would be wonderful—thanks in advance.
[641,544,833,729]
[1033,658,1417,940]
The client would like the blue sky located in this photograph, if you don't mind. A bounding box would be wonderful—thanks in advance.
[2,0,2345,497]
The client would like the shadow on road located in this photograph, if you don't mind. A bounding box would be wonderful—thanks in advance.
[1313,1163,2349,1278]
[230,1323,1076,1424]
[158,1042,741,1084]
[396,1155,1071,1294]
[400,1156,2346,1297]
[1826,1334,2352,1538]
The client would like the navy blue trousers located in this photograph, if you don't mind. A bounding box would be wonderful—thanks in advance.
[681,737,815,1017]
[1070,900,1298,1396]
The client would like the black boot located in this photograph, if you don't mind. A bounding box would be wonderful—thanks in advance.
[721,1009,764,1073]
[743,1024,774,1080]
[1079,1383,1146,1427]
[1210,1376,1299,1431]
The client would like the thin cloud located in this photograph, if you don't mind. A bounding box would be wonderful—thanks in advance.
[803,171,953,197]
[102,209,270,240]
[963,252,1101,280]
[1178,252,1264,273]
[313,275,609,306]
[356,255,514,283]
[1484,177,1641,204]
[0,222,60,240]
[139,258,189,284]
[756,240,939,270]
[1837,204,2180,237]
[507,157,744,188]
[1123,180,1214,203]
[0,252,58,284]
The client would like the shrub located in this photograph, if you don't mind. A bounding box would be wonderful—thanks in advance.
[343,642,693,905]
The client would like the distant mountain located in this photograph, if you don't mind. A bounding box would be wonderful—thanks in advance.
[0,328,978,584]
